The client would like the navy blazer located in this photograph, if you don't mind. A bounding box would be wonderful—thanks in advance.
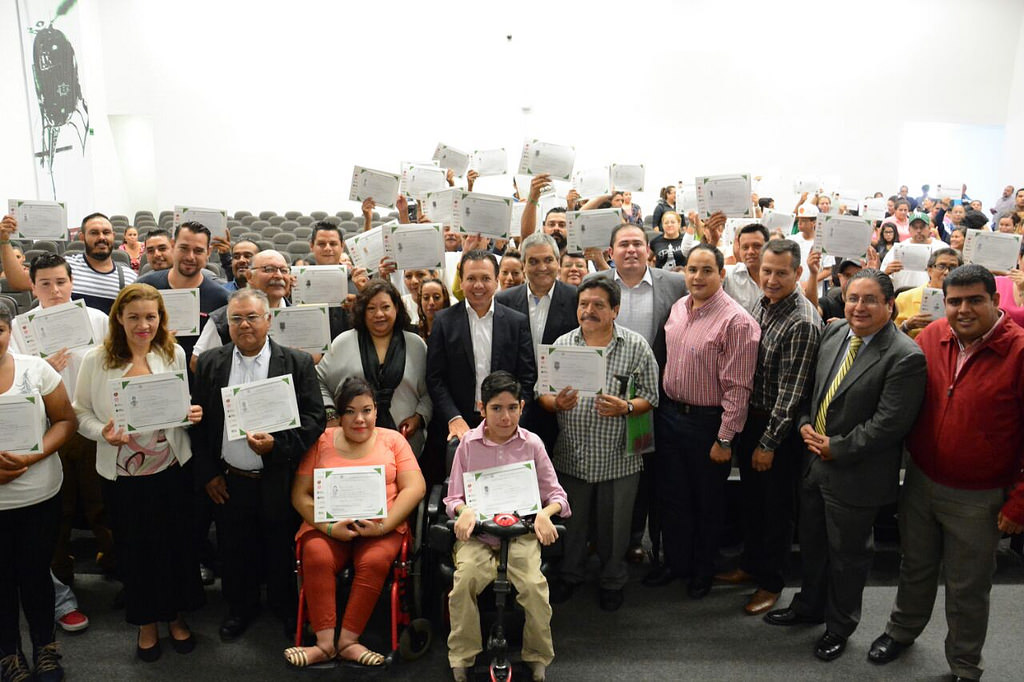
[426,300,537,427]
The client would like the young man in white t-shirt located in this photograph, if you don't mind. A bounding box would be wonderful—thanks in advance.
[791,203,834,296]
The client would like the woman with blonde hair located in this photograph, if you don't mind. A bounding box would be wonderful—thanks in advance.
[73,283,203,662]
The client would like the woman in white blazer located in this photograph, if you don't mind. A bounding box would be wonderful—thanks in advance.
[73,284,203,662]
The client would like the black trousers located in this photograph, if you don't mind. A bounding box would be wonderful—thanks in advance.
[216,473,298,621]
[735,412,800,594]
[656,403,728,579]
[0,493,61,654]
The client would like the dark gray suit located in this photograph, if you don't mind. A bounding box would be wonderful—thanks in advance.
[789,320,926,636]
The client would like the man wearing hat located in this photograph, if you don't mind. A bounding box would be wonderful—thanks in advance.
[791,202,834,296]
[881,213,947,291]
[817,260,863,321]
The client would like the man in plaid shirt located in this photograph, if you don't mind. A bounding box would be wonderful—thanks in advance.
[539,278,660,612]
[715,239,822,616]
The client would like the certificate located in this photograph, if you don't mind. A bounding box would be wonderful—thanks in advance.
[0,393,45,454]
[313,465,388,522]
[695,174,752,218]
[920,287,945,319]
[221,374,301,441]
[573,167,609,197]
[455,192,513,240]
[515,173,554,199]
[14,300,95,358]
[610,163,645,192]
[936,183,963,200]
[422,188,460,225]
[173,205,227,240]
[347,226,385,272]
[510,201,531,239]
[383,222,444,270]
[291,265,348,307]
[109,372,191,433]
[537,344,608,397]
[400,162,447,199]
[269,305,331,355]
[517,139,575,180]
[723,218,758,247]
[859,198,887,221]
[159,288,201,336]
[464,461,542,520]
[891,242,932,272]
[7,200,68,240]
[566,208,624,252]
[349,166,400,208]
[678,186,698,214]
[835,189,861,213]
[963,230,1023,272]
[816,215,874,259]
[760,210,793,233]
[432,143,470,177]
[470,148,507,176]
[793,177,820,194]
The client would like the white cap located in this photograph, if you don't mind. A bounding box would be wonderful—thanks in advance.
[797,203,820,219]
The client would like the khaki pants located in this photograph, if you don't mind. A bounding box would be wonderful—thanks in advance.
[447,536,553,669]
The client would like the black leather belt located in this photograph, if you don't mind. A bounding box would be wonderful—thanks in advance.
[223,462,262,479]
[672,400,724,416]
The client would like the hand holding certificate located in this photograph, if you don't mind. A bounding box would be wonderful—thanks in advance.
[15,300,96,358]
[269,305,331,355]
[290,265,348,307]
[963,230,1022,273]
[221,374,301,441]
[920,287,945,318]
[383,222,444,270]
[816,215,874,259]
[173,205,227,240]
[7,200,68,240]
[566,208,624,252]
[109,372,191,433]
[432,143,470,177]
[463,461,542,520]
[0,393,45,455]
[537,344,607,397]
[314,465,388,522]
[518,139,575,181]
[159,288,201,336]
[350,166,400,208]
[696,174,752,218]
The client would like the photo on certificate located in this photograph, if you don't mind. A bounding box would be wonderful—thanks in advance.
[173,205,227,240]
[455,192,513,240]
[15,299,95,358]
[963,230,1022,272]
[0,393,45,455]
[517,139,575,180]
[159,288,201,337]
[221,374,302,441]
[470,148,507,176]
[566,208,625,252]
[817,215,874,260]
[347,226,385,273]
[696,174,752,218]
[269,305,331,356]
[537,344,608,397]
[464,461,542,520]
[313,465,388,522]
[349,166,400,208]
[383,222,444,270]
[8,199,68,241]
[610,163,645,192]
[109,372,191,433]
[290,265,348,307]
[432,143,470,177]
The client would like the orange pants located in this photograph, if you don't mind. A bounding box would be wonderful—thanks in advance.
[300,530,403,634]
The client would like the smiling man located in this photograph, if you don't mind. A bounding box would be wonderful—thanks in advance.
[143,229,175,272]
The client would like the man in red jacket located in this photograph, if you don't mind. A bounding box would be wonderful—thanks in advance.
[868,264,1024,682]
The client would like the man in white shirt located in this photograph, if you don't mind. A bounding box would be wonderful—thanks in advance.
[724,223,769,314]
[791,203,834,295]
[881,214,947,291]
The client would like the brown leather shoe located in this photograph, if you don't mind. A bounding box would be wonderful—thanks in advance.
[744,589,780,615]
[714,568,754,585]
[625,545,646,564]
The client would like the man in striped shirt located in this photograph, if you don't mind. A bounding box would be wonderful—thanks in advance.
[66,213,137,314]
[645,244,760,598]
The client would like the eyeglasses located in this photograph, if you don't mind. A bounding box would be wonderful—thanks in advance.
[929,263,955,272]
[227,313,268,326]
[256,265,290,275]
[845,295,884,307]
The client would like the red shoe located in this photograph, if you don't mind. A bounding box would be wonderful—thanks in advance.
[57,610,90,632]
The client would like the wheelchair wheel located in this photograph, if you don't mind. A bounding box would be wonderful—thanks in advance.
[398,618,432,660]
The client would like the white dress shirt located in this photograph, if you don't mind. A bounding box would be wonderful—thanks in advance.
[527,283,552,363]
[613,267,655,346]
[466,299,494,407]
[220,339,272,471]
[722,263,763,315]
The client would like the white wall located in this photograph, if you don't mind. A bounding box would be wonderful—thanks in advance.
[4,0,1023,218]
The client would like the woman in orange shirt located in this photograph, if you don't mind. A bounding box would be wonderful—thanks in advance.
[285,377,425,668]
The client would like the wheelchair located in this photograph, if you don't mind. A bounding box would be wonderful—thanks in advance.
[423,438,566,681]
[293,500,433,666]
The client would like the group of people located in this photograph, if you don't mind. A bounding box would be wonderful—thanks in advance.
[0,174,1022,682]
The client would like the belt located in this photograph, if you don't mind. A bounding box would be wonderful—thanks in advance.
[670,400,724,416]
[222,462,263,479]
[748,407,772,418]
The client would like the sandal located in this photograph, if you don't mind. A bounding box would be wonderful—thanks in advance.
[283,643,336,669]
[338,642,386,667]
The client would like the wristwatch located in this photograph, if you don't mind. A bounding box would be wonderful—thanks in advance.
[626,400,635,414]
[716,438,733,449]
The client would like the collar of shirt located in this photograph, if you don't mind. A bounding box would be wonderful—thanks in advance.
[527,281,553,303]
[613,266,653,289]
[572,322,624,349]
[233,338,271,368]
[465,298,495,319]
[731,262,754,280]
[685,286,728,315]
[847,328,879,348]
[463,421,528,448]
[954,310,1006,354]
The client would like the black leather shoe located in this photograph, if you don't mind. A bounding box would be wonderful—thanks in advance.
[764,607,825,626]
[219,615,249,642]
[814,631,847,661]
[642,565,680,587]
[867,633,912,664]
[599,588,624,611]
[687,576,713,599]
[548,579,578,605]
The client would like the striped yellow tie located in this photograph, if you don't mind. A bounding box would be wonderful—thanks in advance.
[814,336,863,435]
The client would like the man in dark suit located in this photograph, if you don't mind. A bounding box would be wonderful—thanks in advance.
[190,288,325,641]
[496,231,578,453]
[763,269,926,662]
[427,249,536,441]
[585,221,688,567]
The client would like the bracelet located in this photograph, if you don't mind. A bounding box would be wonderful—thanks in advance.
[326,522,334,537]
[529,199,540,207]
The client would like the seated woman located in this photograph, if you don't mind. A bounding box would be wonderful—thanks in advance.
[316,279,431,455]
[0,307,77,682]
[73,283,204,662]
[286,377,426,668]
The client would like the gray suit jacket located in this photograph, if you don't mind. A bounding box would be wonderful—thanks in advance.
[585,267,686,367]
[798,320,927,507]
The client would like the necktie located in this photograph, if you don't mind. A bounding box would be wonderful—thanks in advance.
[814,336,863,434]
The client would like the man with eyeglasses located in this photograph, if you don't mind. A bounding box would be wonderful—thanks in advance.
[881,213,946,291]
[763,269,926,663]
[190,288,325,643]
[894,248,963,338]
[190,249,292,371]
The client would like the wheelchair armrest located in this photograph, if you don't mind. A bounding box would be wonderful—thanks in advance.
[426,483,444,519]
[429,522,454,556]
